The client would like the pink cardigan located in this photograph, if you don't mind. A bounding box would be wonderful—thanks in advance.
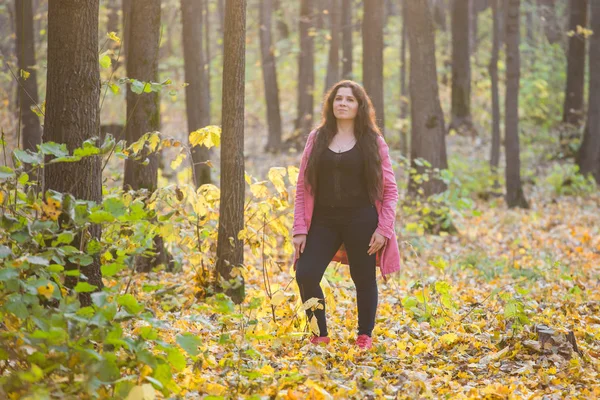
[292,129,401,278]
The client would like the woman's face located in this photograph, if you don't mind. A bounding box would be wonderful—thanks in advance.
[332,87,359,121]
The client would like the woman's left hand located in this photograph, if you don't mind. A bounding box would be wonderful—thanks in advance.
[368,232,386,256]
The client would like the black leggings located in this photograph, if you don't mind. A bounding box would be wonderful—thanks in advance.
[295,204,379,337]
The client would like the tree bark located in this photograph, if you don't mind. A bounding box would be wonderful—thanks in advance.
[217,0,246,305]
[562,0,588,125]
[260,0,283,152]
[273,0,290,39]
[325,0,341,92]
[363,0,385,131]
[400,0,409,156]
[44,0,103,306]
[431,0,448,30]
[537,0,561,44]
[182,0,212,186]
[576,1,600,183]
[295,0,315,136]
[450,0,475,135]
[204,0,211,107]
[123,0,171,271]
[341,0,353,79]
[15,0,43,166]
[504,0,529,208]
[406,0,448,197]
[106,0,120,34]
[489,0,501,185]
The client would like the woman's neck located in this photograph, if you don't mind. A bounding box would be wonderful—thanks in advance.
[336,119,355,138]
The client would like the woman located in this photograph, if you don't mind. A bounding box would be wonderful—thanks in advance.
[292,80,400,350]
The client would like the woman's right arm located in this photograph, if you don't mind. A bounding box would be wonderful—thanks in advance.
[292,130,316,237]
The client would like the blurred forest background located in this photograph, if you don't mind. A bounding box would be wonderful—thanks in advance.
[1,0,599,398]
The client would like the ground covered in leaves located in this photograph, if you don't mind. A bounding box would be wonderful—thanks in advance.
[120,143,600,399]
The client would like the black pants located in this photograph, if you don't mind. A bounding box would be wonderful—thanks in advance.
[295,204,379,337]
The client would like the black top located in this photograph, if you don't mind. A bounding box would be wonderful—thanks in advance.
[316,144,371,208]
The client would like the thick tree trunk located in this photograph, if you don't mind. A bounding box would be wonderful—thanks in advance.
[562,0,588,125]
[400,0,409,156]
[341,0,353,79]
[537,0,561,44]
[450,0,475,135]
[325,0,341,91]
[363,0,385,131]
[182,0,212,186]
[15,0,43,169]
[505,0,529,208]
[216,0,246,304]
[576,2,600,183]
[406,0,448,197]
[44,0,103,306]
[489,0,501,186]
[123,0,171,271]
[295,0,315,136]
[260,0,283,152]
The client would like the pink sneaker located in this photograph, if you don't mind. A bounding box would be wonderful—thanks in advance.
[309,336,331,345]
[356,334,372,350]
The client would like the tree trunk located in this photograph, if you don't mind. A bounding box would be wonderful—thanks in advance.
[15,0,43,173]
[431,0,448,30]
[505,0,529,208]
[576,1,600,183]
[471,0,478,54]
[341,0,353,79]
[325,0,341,91]
[562,0,588,125]
[123,0,171,271]
[260,0,283,152]
[406,0,448,196]
[106,0,120,34]
[182,0,212,186]
[122,0,131,69]
[400,0,409,156]
[489,0,501,187]
[537,0,561,44]
[525,0,536,47]
[450,0,475,135]
[204,0,211,107]
[315,0,327,30]
[363,0,385,131]
[295,0,315,136]
[44,0,103,306]
[273,0,290,39]
[217,0,246,305]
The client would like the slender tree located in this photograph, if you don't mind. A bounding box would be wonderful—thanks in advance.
[450,0,475,135]
[504,0,529,208]
[576,1,600,183]
[325,0,341,92]
[399,0,409,156]
[260,0,283,152]
[406,0,448,196]
[123,0,171,271]
[44,0,103,306]
[182,0,212,186]
[216,0,246,304]
[106,0,120,34]
[537,0,561,44]
[341,0,353,79]
[489,0,501,187]
[363,0,385,131]
[562,0,588,125]
[15,0,42,166]
[204,0,211,107]
[295,0,315,136]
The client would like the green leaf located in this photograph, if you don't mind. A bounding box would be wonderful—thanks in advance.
[26,255,49,266]
[47,155,81,163]
[176,333,202,357]
[0,166,15,179]
[109,83,120,94]
[13,149,42,165]
[73,142,100,158]
[74,282,98,293]
[104,196,126,218]
[18,172,29,185]
[47,264,64,273]
[69,253,94,266]
[117,294,143,314]
[39,142,68,158]
[0,245,11,258]
[101,262,124,277]
[166,347,186,372]
[88,210,115,223]
[53,231,75,246]
[99,54,112,69]
[0,268,18,280]
[131,79,146,94]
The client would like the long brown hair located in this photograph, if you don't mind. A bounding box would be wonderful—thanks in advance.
[304,80,383,204]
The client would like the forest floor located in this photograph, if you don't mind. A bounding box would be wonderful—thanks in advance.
[116,129,600,399]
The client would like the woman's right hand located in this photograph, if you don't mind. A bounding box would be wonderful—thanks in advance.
[293,234,307,258]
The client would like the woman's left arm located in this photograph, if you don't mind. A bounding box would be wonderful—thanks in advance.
[375,136,399,240]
